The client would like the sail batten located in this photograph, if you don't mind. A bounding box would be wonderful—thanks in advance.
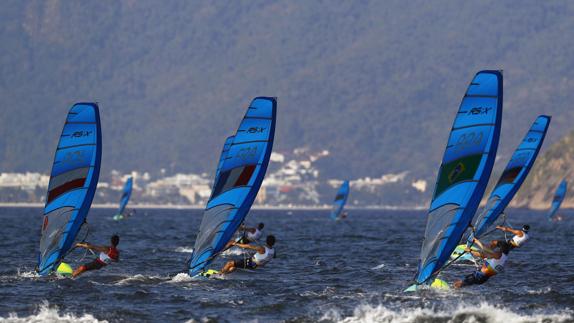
[188,97,276,277]
[414,71,502,285]
[37,103,102,276]
[473,116,551,238]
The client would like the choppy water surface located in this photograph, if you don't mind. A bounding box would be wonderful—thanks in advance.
[0,207,573,322]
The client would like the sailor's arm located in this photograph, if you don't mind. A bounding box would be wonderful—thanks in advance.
[232,242,264,253]
[496,225,523,236]
[75,242,108,253]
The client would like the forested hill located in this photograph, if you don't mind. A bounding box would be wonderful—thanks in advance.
[513,130,574,210]
[1,1,574,187]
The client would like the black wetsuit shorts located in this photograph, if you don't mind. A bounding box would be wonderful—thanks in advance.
[461,270,490,287]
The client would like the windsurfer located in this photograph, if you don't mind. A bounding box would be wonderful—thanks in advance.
[454,238,511,288]
[72,235,120,278]
[221,235,276,274]
[496,224,530,249]
[228,223,264,246]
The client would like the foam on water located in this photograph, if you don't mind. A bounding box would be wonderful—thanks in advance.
[322,302,574,323]
[0,302,106,323]
[175,247,194,253]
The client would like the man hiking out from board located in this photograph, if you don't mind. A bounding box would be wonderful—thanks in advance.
[496,224,530,249]
[221,235,276,274]
[72,235,120,278]
[454,238,511,288]
[226,223,265,248]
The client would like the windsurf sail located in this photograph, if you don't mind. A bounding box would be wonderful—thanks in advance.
[117,177,133,216]
[188,97,276,277]
[548,179,567,220]
[212,136,235,190]
[37,103,102,276]
[330,180,350,220]
[412,71,502,286]
[472,115,551,238]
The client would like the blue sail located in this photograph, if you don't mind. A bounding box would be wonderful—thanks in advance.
[414,71,502,286]
[188,97,276,277]
[548,179,567,220]
[212,136,235,191]
[330,180,350,220]
[473,116,551,238]
[117,177,133,216]
[37,103,102,276]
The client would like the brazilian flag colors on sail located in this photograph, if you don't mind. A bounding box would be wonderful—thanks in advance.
[188,97,276,277]
[330,180,350,220]
[548,179,567,220]
[473,116,551,238]
[117,177,133,216]
[414,71,502,286]
[37,103,102,276]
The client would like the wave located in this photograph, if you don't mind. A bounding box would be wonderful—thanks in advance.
[321,302,573,323]
[0,301,106,322]
[175,247,194,253]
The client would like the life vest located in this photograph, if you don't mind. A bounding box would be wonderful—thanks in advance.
[246,228,262,242]
[252,246,275,266]
[510,232,529,248]
[484,253,508,276]
[97,247,119,265]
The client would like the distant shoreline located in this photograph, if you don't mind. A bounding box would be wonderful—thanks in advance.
[0,202,428,211]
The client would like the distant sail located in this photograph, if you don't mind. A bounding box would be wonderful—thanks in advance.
[548,179,567,220]
[473,115,551,238]
[413,71,502,286]
[117,177,133,216]
[37,103,102,275]
[188,97,276,277]
[330,180,350,220]
[212,136,235,191]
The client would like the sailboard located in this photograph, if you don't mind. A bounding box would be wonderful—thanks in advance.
[37,103,102,276]
[330,180,350,220]
[187,97,276,278]
[548,179,567,221]
[471,115,551,238]
[408,71,503,291]
[113,177,133,221]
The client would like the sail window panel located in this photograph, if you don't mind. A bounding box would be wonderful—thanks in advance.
[419,204,460,278]
[38,207,75,273]
[212,165,257,198]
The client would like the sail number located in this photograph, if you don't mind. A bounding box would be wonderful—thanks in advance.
[236,146,258,160]
[454,131,483,151]
[62,150,85,164]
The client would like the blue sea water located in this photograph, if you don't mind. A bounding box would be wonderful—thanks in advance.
[0,207,573,322]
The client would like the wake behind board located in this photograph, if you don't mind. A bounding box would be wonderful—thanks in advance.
[405,278,449,292]
[113,214,124,221]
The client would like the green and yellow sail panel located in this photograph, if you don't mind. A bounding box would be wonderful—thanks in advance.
[117,176,133,216]
[188,97,276,277]
[548,179,567,220]
[330,180,349,220]
[212,136,235,191]
[37,103,102,276]
[413,71,502,287]
[473,116,550,238]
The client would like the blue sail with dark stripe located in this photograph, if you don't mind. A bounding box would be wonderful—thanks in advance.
[330,180,350,220]
[414,71,502,286]
[212,136,235,191]
[37,103,102,276]
[117,177,133,216]
[548,179,567,220]
[473,116,550,238]
[188,97,276,277]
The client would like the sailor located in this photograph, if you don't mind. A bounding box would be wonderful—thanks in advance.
[237,222,264,244]
[454,238,511,288]
[221,235,276,274]
[72,235,120,278]
[496,224,530,249]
